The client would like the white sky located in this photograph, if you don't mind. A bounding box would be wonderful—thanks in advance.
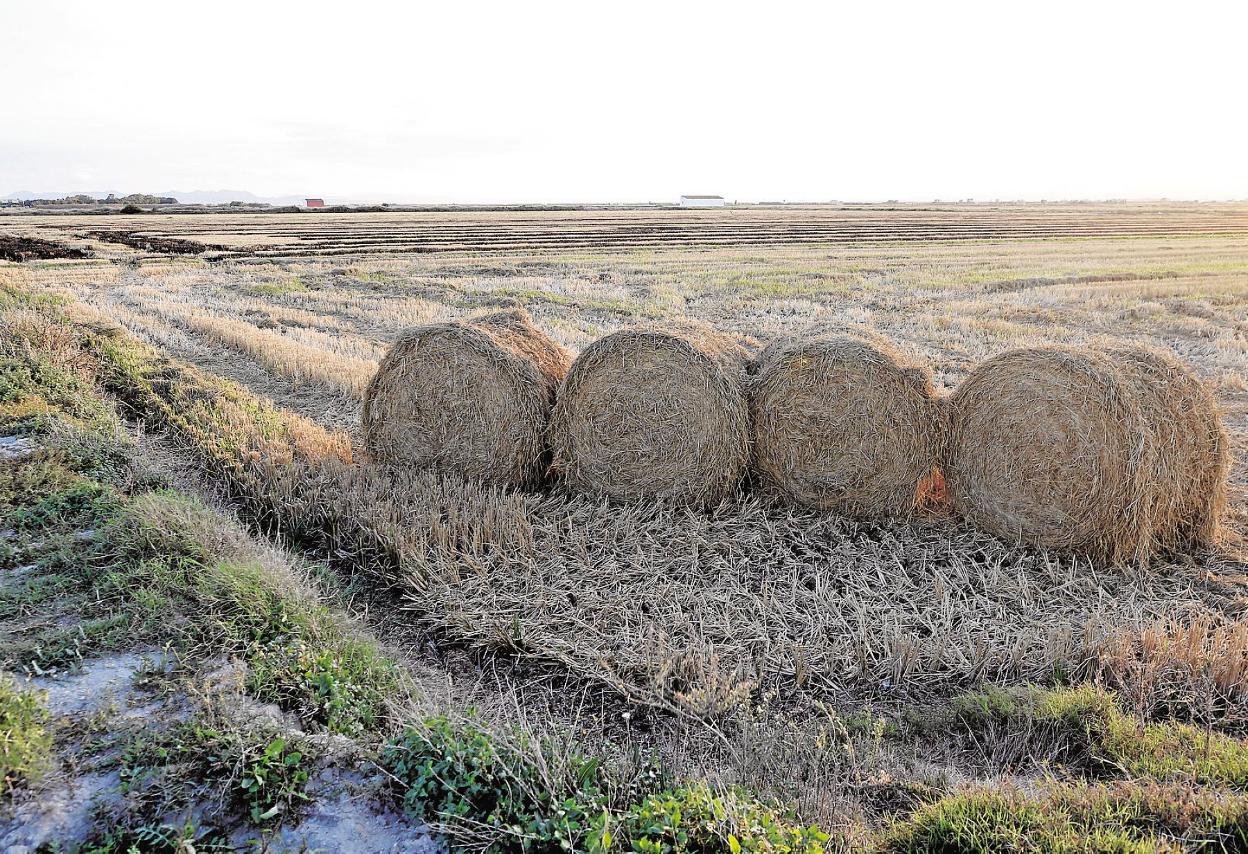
[5,0,1246,203]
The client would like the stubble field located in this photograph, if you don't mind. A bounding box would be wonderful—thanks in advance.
[3,203,1248,850]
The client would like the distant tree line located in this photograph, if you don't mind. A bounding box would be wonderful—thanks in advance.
[5,193,178,207]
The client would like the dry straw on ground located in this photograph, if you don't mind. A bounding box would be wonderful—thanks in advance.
[750,326,944,518]
[945,345,1228,564]
[361,308,571,488]
[548,320,752,507]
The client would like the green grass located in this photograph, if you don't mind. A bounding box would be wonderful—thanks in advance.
[243,276,307,297]
[0,674,51,792]
[882,781,1248,853]
[950,684,1248,787]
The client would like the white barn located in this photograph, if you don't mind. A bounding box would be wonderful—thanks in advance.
[679,195,726,208]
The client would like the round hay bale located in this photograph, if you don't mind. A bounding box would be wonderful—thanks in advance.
[548,321,751,507]
[1101,344,1228,552]
[946,347,1149,562]
[361,308,571,488]
[750,329,944,518]
[944,345,1226,564]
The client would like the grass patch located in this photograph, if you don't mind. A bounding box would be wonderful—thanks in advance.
[83,492,404,735]
[951,684,1248,786]
[0,675,52,792]
[882,780,1248,853]
[243,277,307,297]
[114,710,314,833]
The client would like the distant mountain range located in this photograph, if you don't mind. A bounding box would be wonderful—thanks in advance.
[2,189,311,205]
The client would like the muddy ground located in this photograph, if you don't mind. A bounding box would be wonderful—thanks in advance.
[0,235,91,262]
[83,230,221,255]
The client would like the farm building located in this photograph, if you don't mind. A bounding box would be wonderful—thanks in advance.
[680,195,726,208]
[305,198,326,208]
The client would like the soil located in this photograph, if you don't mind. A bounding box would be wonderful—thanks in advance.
[84,230,223,255]
[0,235,91,262]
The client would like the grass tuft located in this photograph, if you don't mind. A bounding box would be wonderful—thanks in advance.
[883,780,1248,853]
[0,675,52,792]
[951,684,1248,786]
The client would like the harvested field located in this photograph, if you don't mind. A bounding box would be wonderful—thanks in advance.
[4,202,1248,259]
[5,202,1248,851]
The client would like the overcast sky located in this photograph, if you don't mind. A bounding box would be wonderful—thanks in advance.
[5,1,1246,203]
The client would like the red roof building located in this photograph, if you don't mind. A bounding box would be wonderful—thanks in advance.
[305,198,326,208]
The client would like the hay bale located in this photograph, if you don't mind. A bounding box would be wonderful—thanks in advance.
[548,321,751,506]
[1101,344,1228,552]
[750,328,944,517]
[361,308,571,488]
[945,345,1227,563]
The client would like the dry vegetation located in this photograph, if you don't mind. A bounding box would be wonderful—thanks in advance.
[4,203,1248,850]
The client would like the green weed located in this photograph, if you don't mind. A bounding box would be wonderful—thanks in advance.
[120,715,313,827]
[0,674,51,792]
[608,783,831,853]
[382,715,833,853]
[79,820,234,853]
[382,714,616,851]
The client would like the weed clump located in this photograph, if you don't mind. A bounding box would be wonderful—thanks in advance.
[0,675,51,792]
[117,713,314,830]
[609,783,832,853]
[382,715,616,851]
[382,715,834,853]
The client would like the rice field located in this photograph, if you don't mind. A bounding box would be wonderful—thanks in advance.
[4,203,1248,850]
